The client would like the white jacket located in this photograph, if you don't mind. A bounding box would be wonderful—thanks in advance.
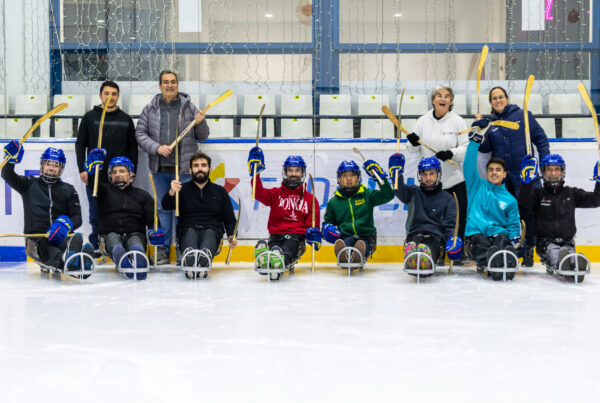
[406,109,469,189]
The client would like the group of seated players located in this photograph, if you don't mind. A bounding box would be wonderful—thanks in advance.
[2,121,599,282]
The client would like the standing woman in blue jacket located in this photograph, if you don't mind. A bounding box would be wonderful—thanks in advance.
[472,86,549,267]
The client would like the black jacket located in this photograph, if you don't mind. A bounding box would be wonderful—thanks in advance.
[161,180,236,237]
[2,164,82,234]
[75,106,137,183]
[519,181,600,240]
[393,175,456,241]
[90,177,155,235]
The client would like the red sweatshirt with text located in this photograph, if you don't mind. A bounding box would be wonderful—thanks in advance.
[252,175,320,235]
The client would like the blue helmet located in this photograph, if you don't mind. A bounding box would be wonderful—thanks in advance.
[540,154,565,171]
[282,155,306,189]
[108,156,135,173]
[337,160,361,186]
[417,156,442,190]
[40,147,66,184]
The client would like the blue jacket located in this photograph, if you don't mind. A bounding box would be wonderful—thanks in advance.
[464,141,521,239]
[479,104,549,195]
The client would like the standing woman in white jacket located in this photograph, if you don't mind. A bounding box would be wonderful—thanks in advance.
[405,85,469,263]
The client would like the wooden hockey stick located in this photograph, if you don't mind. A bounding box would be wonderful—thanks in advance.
[175,115,180,217]
[381,105,458,166]
[225,196,241,266]
[168,89,233,150]
[0,103,69,170]
[456,120,519,135]
[523,75,535,156]
[0,233,73,238]
[577,83,600,161]
[148,172,159,267]
[516,220,526,249]
[92,94,111,197]
[476,45,489,117]
[251,104,266,201]
[309,174,316,273]
[395,88,406,190]
[448,192,459,275]
[352,147,384,185]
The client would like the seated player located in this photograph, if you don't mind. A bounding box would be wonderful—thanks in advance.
[248,147,321,276]
[389,154,462,273]
[85,150,163,279]
[2,143,92,276]
[162,152,237,279]
[518,154,600,282]
[321,159,394,265]
[464,131,521,280]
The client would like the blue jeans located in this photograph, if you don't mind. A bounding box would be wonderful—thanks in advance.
[152,171,191,249]
[342,236,374,258]
[85,185,99,249]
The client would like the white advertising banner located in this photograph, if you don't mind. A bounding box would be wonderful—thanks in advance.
[1,142,599,247]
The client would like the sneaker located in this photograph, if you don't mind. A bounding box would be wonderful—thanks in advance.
[151,247,170,266]
[334,239,348,263]
[403,241,418,270]
[353,240,366,264]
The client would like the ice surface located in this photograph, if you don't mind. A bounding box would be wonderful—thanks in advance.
[1,261,600,403]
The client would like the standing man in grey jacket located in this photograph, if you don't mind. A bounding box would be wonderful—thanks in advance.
[135,70,210,264]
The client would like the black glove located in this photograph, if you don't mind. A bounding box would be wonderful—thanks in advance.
[435,150,453,162]
[406,132,420,147]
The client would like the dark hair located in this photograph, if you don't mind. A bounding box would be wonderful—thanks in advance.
[487,157,507,171]
[99,80,119,94]
[488,86,508,103]
[159,70,178,84]
[189,152,211,169]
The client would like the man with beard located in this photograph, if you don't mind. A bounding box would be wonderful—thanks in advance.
[2,144,91,276]
[321,159,393,265]
[84,151,163,280]
[248,148,321,276]
[389,154,462,273]
[518,154,600,282]
[162,152,237,278]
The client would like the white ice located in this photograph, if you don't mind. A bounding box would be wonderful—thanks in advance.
[1,261,600,403]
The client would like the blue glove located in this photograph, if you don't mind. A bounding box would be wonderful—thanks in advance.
[388,153,405,178]
[445,236,463,261]
[520,154,539,184]
[363,159,387,181]
[468,130,483,143]
[47,215,73,244]
[305,226,322,251]
[248,146,265,176]
[147,228,166,246]
[593,161,600,183]
[471,118,489,129]
[3,140,24,164]
[511,237,521,249]
[321,223,342,244]
[84,148,107,175]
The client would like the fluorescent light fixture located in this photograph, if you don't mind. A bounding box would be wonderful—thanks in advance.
[265,13,274,18]
[394,13,402,17]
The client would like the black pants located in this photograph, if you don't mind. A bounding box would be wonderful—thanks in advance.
[268,234,306,266]
[506,181,535,251]
[536,237,575,268]
[469,233,516,269]
[444,181,467,241]
[179,227,221,258]
[103,232,146,255]
[406,232,443,263]
[29,237,69,269]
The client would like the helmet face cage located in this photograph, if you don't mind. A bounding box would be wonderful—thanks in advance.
[108,157,135,186]
[336,160,361,186]
[40,148,66,184]
[417,157,442,189]
[540,154,566,184]
[282,156,307,185]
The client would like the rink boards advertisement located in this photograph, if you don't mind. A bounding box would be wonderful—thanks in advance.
[1,141,600,258]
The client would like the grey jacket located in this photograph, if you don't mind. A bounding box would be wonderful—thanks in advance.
[135,92,210,172]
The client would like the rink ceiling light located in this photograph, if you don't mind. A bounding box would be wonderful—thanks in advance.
[394,13,402,17]
[265,13,274,18]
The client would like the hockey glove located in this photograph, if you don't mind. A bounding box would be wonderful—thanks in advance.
[47,215,73,244]
[445,236,463,261]
[388,153,405,178]
[147,228,166,246]
[520,154,539,184]
[406,132,421,147]
[593,161,600,184]
[84,148,107,175]
[3,140,24,164]
[247,146,265,176]
[363,159,387,181]
[468,129,484,143]
[305,226,322,251]
[435,150,454,162]
[471,118,489,130]
[321,223,342,244]
[510,236,521,249]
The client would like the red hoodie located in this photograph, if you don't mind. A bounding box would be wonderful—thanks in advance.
[252,175,320,235]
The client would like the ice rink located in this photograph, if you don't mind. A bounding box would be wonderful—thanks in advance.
[1,261,600,403]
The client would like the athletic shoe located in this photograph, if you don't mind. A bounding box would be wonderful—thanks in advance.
[334,239,348,263]
[150,247,170,266]
[353,240,366,264]
[403,241,418,270]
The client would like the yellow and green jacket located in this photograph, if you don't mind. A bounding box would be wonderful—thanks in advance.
[323,180,394,237]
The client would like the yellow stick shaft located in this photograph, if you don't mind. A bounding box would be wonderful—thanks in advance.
[148,173,159,265]
[309,174,316,273]
[93,94,111,197]
[225,197,241,266]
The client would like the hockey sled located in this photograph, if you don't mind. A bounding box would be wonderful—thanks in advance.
[181,248,212,279]
[486,249,519,282]
[403,251,436,282]
[556,252,590,284]
[336,246,366,276]
[36,251,96,280]
[254,250,286,281]
[117,250,149,280]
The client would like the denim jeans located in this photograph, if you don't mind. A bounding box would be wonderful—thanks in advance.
[152,171,191,249]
